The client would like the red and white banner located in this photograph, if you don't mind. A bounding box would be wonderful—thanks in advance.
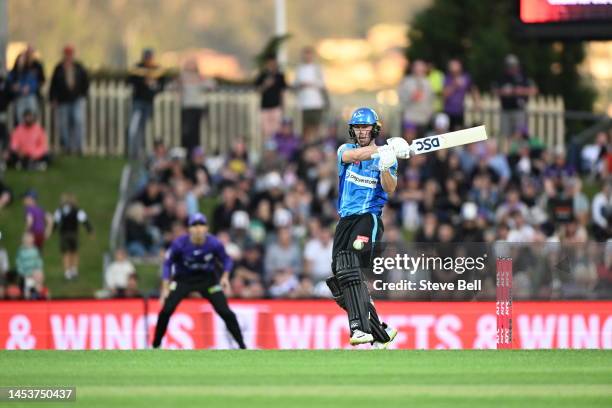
[1,300,611,350]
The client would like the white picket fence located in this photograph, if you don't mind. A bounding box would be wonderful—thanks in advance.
[464,94,565,147]
[7,82,565,157]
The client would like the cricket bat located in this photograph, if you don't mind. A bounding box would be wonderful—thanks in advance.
[372,125,488,159]
[410,125,488,155]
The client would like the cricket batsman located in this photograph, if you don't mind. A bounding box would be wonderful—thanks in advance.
[327,107,413,347]
[152,213,246,349]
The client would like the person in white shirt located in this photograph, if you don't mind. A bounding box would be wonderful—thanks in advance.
[105,248,136,297]
[303,224,333,284]
[592,180,612,241]
[293,47,327,142]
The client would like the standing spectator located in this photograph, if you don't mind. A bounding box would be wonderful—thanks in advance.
[293,46,327,142]
[178,58,215,154]
[398,60,434,136]
[427,61,444,113]
[255,56,287,141]
[443,59,479,130]
[493,54,538,137]
[8,46,45,123]
[127,49,167,159]
[8,110,50,170]
[15,232,44,299]
[104,248,136,297]
[52,193,94,280]
[49,45,89,154]
[22,189,51,251]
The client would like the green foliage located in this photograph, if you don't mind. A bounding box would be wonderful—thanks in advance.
[406,0,596,113]
[254,34,292,70]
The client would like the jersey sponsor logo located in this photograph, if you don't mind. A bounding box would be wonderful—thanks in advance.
[414,136,441,152]
[345,170,377,189]
[356,235,370,243]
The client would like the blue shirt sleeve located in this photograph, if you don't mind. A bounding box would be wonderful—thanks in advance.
[161,240,180,280]
[337,143,355,173]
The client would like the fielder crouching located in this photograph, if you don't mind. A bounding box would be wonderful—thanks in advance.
[152,213,246,349]
[328,107,414,347]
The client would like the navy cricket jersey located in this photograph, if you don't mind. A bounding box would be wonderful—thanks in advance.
[162,233,233,280]
[336,143,397,217]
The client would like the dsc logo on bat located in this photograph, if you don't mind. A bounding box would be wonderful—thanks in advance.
[414,137,441,152]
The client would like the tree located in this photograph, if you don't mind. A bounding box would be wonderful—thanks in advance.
[406,0,595,114]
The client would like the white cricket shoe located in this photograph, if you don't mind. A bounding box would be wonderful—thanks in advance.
[373,326,398,349]
[350,330,374,346]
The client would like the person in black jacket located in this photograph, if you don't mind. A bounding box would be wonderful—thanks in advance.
[49,45,89,154]
[127,49,167,160]
[52,193,93,280]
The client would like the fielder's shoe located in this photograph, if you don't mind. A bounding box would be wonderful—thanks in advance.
[350,330,374,345]
[372,326,398,349]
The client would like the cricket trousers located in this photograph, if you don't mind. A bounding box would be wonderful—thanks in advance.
[152,275,246,349]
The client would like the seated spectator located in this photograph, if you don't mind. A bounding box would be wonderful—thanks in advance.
[105,248,136,297]
[173,178,199,216]
[591,180,611,241]
[545,146,576,183]
[595,243,612,298]
[184,147,211,197]
[147,139,172,179]
[221,139,251,183]
[231,243,265,299]
[125,203,158,257]
[507,210,536,243]
[134,178,164,219]
[154,195,178,246]
[0,177,12,211]
[495,188,528,223]
[303,221,333,285]
[272,118,301,162]
[8,110,49,170]
[264,226,302,297]
[212,184,244,233]
[4,270,23,300]
[581,131,608,177]
[15,232,44,298]
[124,273,141,298]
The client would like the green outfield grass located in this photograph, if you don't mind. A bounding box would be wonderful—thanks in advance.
[0,350,611,407]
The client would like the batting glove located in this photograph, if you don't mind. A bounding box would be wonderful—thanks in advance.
[377,145,397,172]
[387,137,416,159]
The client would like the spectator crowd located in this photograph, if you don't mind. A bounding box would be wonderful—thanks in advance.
[0,44,611,301]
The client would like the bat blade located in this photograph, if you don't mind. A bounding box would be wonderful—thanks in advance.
[411,125,488,155]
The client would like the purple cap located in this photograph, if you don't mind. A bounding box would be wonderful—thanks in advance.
[188,212,208,226]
